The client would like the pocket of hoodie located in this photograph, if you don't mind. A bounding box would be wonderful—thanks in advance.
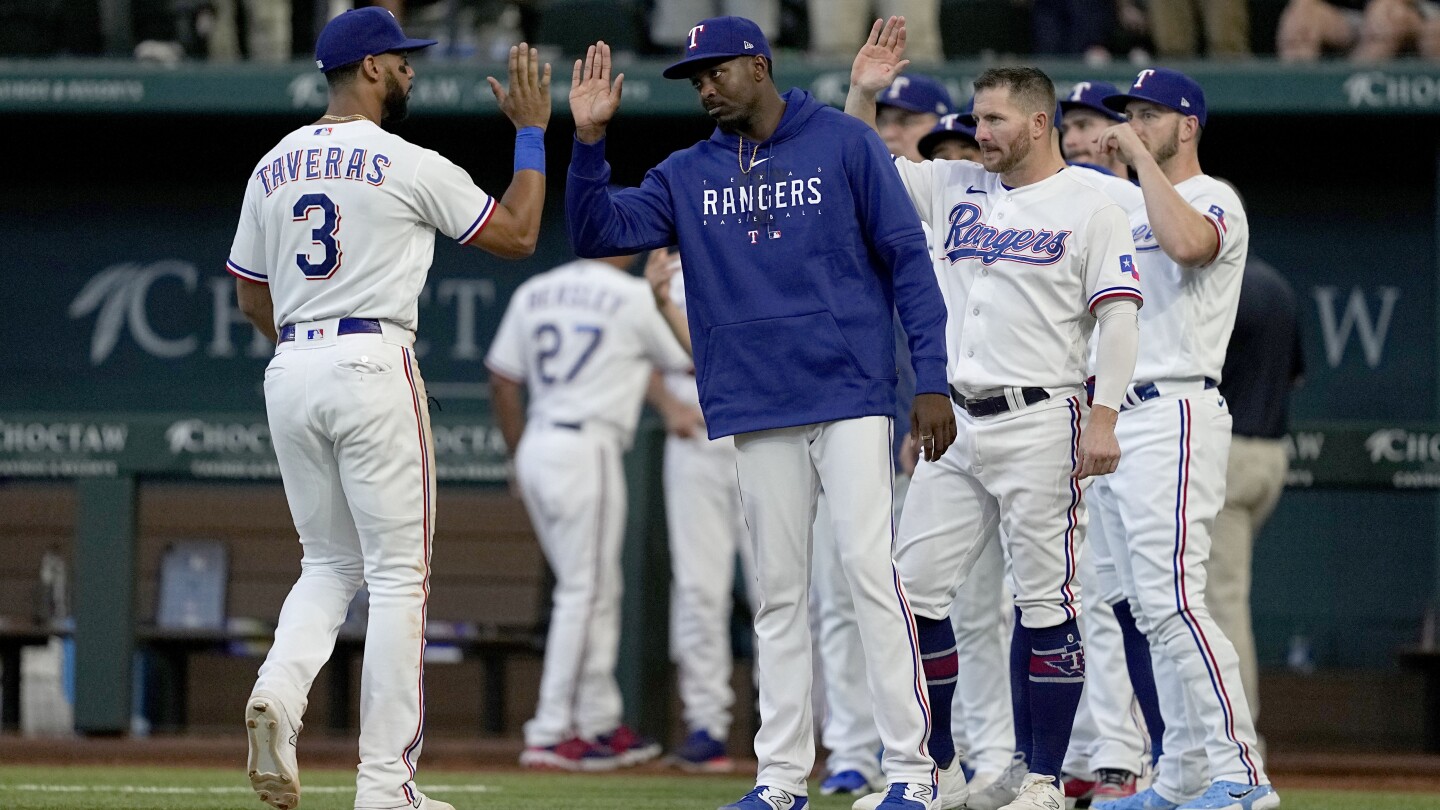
[699,311,869,407]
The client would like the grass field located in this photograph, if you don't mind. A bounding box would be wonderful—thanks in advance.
[1,767,1438,810]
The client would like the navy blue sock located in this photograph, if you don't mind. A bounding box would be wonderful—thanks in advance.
[1112,598,1165,764]
[915,615,958,769]
[1008,607,1032,766]
[1027,618,1086,781]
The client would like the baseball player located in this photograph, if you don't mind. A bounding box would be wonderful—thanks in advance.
[847,18,1142,810]
[566,19,957,810]
[486,248,691,771]
[913,92,1021,807]
[229,9,551,810]
[1088,70,1278,810]
[1056,80,1157,807]
[642,247,759,773]
[918,108,981,163]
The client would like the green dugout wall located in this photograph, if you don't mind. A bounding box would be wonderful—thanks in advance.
[2,59,1439,731]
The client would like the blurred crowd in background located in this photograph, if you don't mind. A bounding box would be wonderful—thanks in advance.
[2,0,1438,66]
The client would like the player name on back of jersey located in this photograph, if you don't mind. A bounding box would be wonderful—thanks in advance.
[524,280,626,316]
[255,143,391,197]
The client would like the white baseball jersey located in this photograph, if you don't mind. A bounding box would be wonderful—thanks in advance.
[1127,174,1248,386]
[227,119,497,331]
[890,159,1142,394]
[485,260,692,448]
[1070,165,1145,216]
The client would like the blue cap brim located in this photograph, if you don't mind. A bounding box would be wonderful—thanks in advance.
[1061,100,1124,122]
[663,53,750,80]
[1104,91,1177,115]
[392,37,439,54]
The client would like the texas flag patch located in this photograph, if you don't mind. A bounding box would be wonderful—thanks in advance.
[1119,254,1139,280]
[1208,204,1228,234]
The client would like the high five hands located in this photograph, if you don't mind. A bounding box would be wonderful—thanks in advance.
[487,42,552,131]
[572,41,625,144]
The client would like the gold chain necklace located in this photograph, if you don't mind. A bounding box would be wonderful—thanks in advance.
[320,113,370,123]
[738,136,761,174]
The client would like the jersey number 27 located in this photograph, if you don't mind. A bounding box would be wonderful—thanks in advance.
[293,193,342,279]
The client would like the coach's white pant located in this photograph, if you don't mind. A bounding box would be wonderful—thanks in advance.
[897,396,1087,631]
[518,423,628,746]
[735,416,934,795]
[255,327,435,810]
[1064,539,1148,778]
[812,488,884,785]
[664,432,757,741]
[949,534,1016,781]
[1109,392,1268,799]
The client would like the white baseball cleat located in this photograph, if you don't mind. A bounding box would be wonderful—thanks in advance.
[968,753,1030,810]
[999,773,1065,810]
[937,757,971,810]
[245,691,302,810]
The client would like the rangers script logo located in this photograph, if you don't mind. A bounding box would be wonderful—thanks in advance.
[943,203,1071,266]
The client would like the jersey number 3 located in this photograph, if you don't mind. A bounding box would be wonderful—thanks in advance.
[293,193,342,279]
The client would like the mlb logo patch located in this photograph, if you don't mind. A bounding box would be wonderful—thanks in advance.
[314,126,333,136]
[1120,254,1139,280]
[306,328,325,340]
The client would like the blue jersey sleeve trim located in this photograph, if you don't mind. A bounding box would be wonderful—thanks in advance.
[1088,286,1143,310]
[459,196,498,244]
[226,259,267,283]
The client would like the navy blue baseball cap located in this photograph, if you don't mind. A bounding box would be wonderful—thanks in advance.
[663,16,772,80]
[1104,68,1207,127]
[918,113,977,158]
[315,7,437,73]
[1061,80,1125,122]
[877,74,953,116]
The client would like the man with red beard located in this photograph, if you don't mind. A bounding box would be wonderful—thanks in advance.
[845,17,1142,810]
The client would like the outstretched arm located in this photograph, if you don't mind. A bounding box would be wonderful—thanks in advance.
[471,43,552,259]
[844,17,910,131]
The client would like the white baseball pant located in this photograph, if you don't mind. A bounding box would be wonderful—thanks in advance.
[1063,539,1148,777]
[255,324,435,809]
[734,416,934,795]
[812,488,884,786]
[664,431,758,741]
[896,397,1087,631]
[517,423,628,746]
[1109,390,1269,798]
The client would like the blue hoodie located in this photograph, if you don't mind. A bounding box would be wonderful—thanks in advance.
[567,89,948,440]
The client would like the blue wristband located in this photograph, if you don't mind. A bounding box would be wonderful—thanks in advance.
[514,126,546,175]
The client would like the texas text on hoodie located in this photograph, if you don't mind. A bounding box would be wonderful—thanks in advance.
[567,88,949,440]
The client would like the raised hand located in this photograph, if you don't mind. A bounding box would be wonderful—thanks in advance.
[488,42,552,131]
[851,16,910,97]
[571,41,625,144]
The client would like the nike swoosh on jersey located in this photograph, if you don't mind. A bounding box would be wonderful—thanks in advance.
[751,157,771,167]
[966,185,986,194]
